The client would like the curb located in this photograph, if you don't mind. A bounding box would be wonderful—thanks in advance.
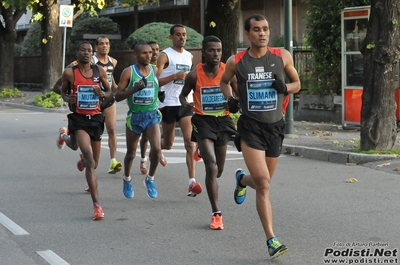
[282,144,397,164]
[0,102,67,113]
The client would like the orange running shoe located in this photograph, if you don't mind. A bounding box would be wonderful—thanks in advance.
[93,203,104,221]
[210,214,224,230]
[187,181,202,197]
[56,127,67,149]
[140,159,148,175]
[194,142,202,162]
[77,153,86,171]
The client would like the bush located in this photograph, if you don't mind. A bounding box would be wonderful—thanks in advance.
[21,22,42,56]
[14,44,22,56]
[126,22,203,50]
[33,91,65,108]
[68,16,126,53]
[0,88,25,98]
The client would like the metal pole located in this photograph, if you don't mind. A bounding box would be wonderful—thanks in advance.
[284,0,293,134]
[61,27,66,108]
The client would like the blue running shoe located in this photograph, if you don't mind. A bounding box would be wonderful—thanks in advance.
[123,178,134,198]
[234,168,246,204]
[267,237,288,260]
[144,177,158,198]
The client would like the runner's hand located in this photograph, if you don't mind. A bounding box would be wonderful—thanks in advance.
[158,91,165,102]
[135,76,147,91]
[227,96,240,113]
[272,74,287,94]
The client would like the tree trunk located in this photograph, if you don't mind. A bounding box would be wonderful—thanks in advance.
[0,7,24,89]
[134,5,139,31]
[204,0,240,62]
[360,0,400,151]
[40,0,63,92]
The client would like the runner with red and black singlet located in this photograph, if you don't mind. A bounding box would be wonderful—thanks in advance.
[58,41,113,221]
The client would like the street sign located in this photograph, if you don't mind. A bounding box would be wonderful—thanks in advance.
[59,5,73,28]
[58,0,71,5]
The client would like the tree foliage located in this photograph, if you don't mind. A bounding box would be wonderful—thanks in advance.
[203,0,240,62]
[126,22,203,50]
[304,0,370,95]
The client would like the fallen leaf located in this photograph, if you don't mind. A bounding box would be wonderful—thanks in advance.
[345,163,357,166]
[393,167,400,171]
[345,178,358,183]
[376,162,390,168]
[324,131,332,136]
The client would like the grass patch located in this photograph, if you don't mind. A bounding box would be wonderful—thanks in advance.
[0,88,25,98]
[33,91,65,108]
[352,148,400,155]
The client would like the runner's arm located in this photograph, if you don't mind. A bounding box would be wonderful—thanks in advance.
[114,67,134,102]
[281,49,301,94]
[179,69,196,109]
[220,55,237,99]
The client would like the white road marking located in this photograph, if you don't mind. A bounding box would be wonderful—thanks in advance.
[0,212,29,235]
[36,250,69,265]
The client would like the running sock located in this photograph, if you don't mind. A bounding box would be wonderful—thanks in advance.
[123,175,131,181]
[189,178,196,185]
[212,211,222,216]
[147,175,154,181]
[141,157,147,162]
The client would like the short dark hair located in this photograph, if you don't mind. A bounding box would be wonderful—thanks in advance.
[134,42,150,53]
[95,36,108,46]
[244,14,267,32]
[170,24,185,35]
[202,35,221,49]
[76,41,92,51]
[147,40,158,45]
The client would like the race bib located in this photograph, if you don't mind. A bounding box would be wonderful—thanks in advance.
[132,81,155,105]
[200,86,225,112]
[173,64,190,85]
[246,80,277,111]
[76,85,99,109]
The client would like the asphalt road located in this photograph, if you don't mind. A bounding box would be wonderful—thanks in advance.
[1,105,400,265]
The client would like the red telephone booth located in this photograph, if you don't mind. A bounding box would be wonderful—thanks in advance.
[341,6,400,128]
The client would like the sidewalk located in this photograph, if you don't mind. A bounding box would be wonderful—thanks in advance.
[1,90,399,165]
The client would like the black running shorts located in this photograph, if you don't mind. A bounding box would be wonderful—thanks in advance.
[67,113,105,141]
[191,114,236,147]
[159,105,193,124]
[237,116,285,157]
